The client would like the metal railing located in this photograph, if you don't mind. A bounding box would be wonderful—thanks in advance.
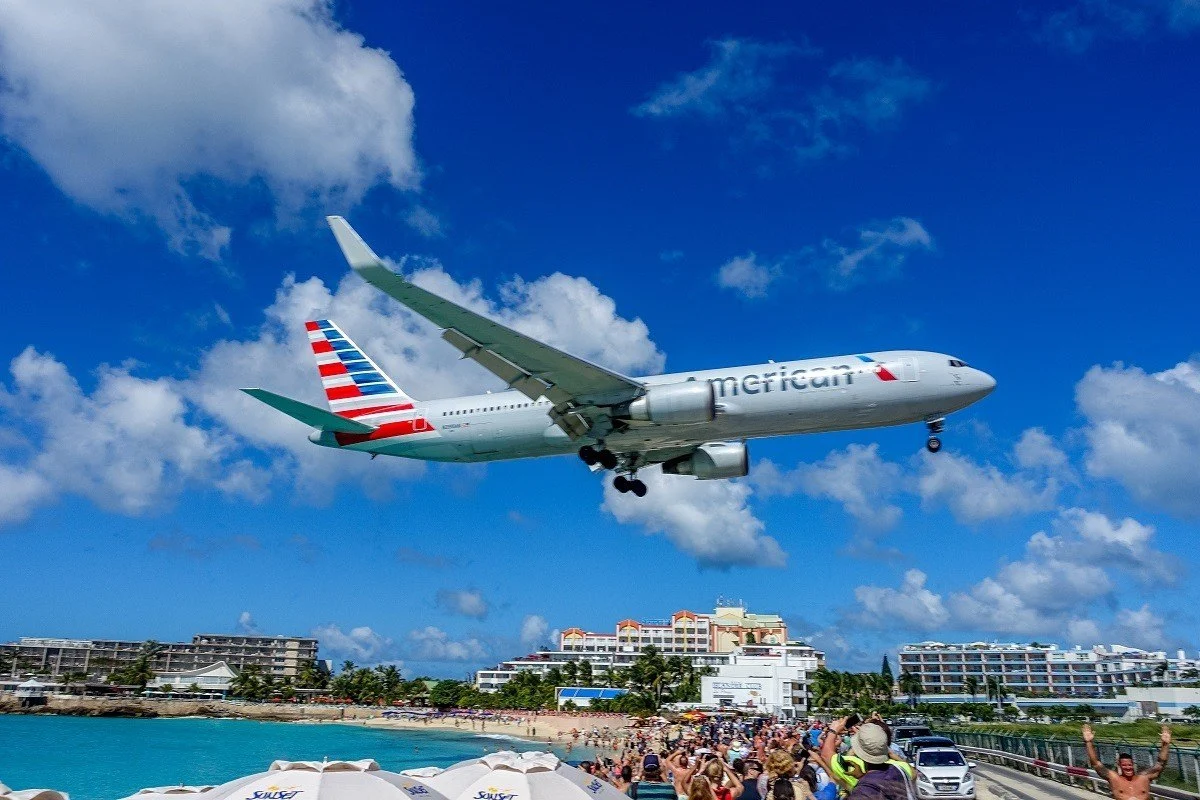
[955,743,1197,800]
[933,731,1200,800]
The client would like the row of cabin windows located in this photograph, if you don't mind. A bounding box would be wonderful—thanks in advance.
[440,400,549,417]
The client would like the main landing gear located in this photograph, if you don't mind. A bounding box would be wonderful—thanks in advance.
[926,418,945,453]
[613,474,648,497]
[578,444,617,470]
[579,445,648,497]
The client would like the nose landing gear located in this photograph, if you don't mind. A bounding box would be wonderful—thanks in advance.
[926,418,945,453]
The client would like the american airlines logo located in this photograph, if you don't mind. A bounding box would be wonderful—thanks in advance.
[708,364,859,397]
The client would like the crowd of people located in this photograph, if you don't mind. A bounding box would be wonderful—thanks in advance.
[571,715,1174,800]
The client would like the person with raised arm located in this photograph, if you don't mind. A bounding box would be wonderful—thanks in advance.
[1083,723,1172,800]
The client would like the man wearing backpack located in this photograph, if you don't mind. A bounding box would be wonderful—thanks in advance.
[842,724,913,800]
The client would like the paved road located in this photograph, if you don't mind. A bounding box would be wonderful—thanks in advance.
[975,762,1103,800]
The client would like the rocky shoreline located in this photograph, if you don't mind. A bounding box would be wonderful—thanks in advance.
[0,695,374,722]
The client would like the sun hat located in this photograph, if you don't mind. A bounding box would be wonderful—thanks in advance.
[851,722,891,765]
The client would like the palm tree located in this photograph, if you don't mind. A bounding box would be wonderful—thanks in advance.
[898,670,923,707]
[964,675,980,701]
[340,660,357,675]
[578,660,594,687]
[229,664,266,699]
[562,661,578,685]
[187,682,203,696]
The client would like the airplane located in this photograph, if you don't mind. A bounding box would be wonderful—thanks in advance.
[242,216,996,498]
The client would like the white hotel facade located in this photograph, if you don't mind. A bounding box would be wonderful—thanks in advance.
[899,641,1200,698]
[476,603,822,692]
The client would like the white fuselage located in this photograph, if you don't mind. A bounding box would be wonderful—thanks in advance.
[311,350,995,461]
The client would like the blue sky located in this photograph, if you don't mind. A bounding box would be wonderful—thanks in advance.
[1,0,1199,677]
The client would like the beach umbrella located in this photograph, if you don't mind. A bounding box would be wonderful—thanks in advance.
[194,759,447,800]
[427,751,628,800]
[119,787,215,800]
[400,768,444,779]
[1,789,69,800]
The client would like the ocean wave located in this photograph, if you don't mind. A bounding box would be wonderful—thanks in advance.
[474,733,530,742]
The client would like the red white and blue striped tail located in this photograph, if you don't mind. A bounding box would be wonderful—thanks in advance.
[305,319,416,420]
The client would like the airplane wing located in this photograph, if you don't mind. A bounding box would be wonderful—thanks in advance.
[327,216,645,437]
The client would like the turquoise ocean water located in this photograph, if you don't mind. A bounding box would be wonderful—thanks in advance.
[0,716,589,800]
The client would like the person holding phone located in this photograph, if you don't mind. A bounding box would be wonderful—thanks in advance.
[819,716,912,792]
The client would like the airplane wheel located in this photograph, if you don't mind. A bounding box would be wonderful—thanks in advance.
[598,449,619,470]
[630,479,647,498]
[927,436,942,453]
[613,475,630,493]
[578,445,598,465]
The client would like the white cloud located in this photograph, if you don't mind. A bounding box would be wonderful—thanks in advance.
[632,38,809,119]
[754,444,903,530]
[716,253,783,299]
[1037,0,1199,53]
[1055,507,1181,584]
[1111,604,1171,650]
[406,626,488,662]
[0,348,255,525]
[520,615,551,650]
[808,217,933,290]
[917,451,1058,523]
[1076,358,1200,517]
[1013,427,1070,472]
[852,569,950,630]
[633,39,929,165]
[602,467,786,568]
[848,505,1178,643]
[436,589,489,620]
[405,206,444,238]
[236,611,261,634]
[0,0,418,258]
[0,463,52,526]
[312,623,392,662]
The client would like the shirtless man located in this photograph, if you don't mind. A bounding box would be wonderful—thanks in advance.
[1083,723,1172,800]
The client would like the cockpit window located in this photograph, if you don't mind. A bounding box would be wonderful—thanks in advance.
[948,359,970,368]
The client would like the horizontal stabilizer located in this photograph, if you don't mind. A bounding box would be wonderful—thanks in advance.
[241,388,376,433]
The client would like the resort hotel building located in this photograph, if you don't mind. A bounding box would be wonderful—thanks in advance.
[1,633,321,682]
[899,641,1200,698]
[476,602,824,699]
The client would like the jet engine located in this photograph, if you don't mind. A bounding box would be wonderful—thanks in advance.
[625,381,715,424]
[661,441,748,480]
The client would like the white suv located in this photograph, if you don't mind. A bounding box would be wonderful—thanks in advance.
[914,747,976,799]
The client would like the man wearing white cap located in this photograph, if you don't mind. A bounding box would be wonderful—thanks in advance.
[843,723,913,800]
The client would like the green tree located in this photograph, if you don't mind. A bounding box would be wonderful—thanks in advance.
[229,664,266,700]
[296,659,328,691]
[1182,705,1200,719]
[963,675,980,702]
[187,683,203,695]
[110,641,163,691]
[898,670,923,707]
[578,660,594,687]
[881,655,894,685]
[429,679,468,708]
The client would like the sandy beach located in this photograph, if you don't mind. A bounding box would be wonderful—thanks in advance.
[1,694,634,749]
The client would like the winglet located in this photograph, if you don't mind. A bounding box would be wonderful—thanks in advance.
[326,216,388,275]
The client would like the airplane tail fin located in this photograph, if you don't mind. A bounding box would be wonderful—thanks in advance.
[304,319,417,420]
